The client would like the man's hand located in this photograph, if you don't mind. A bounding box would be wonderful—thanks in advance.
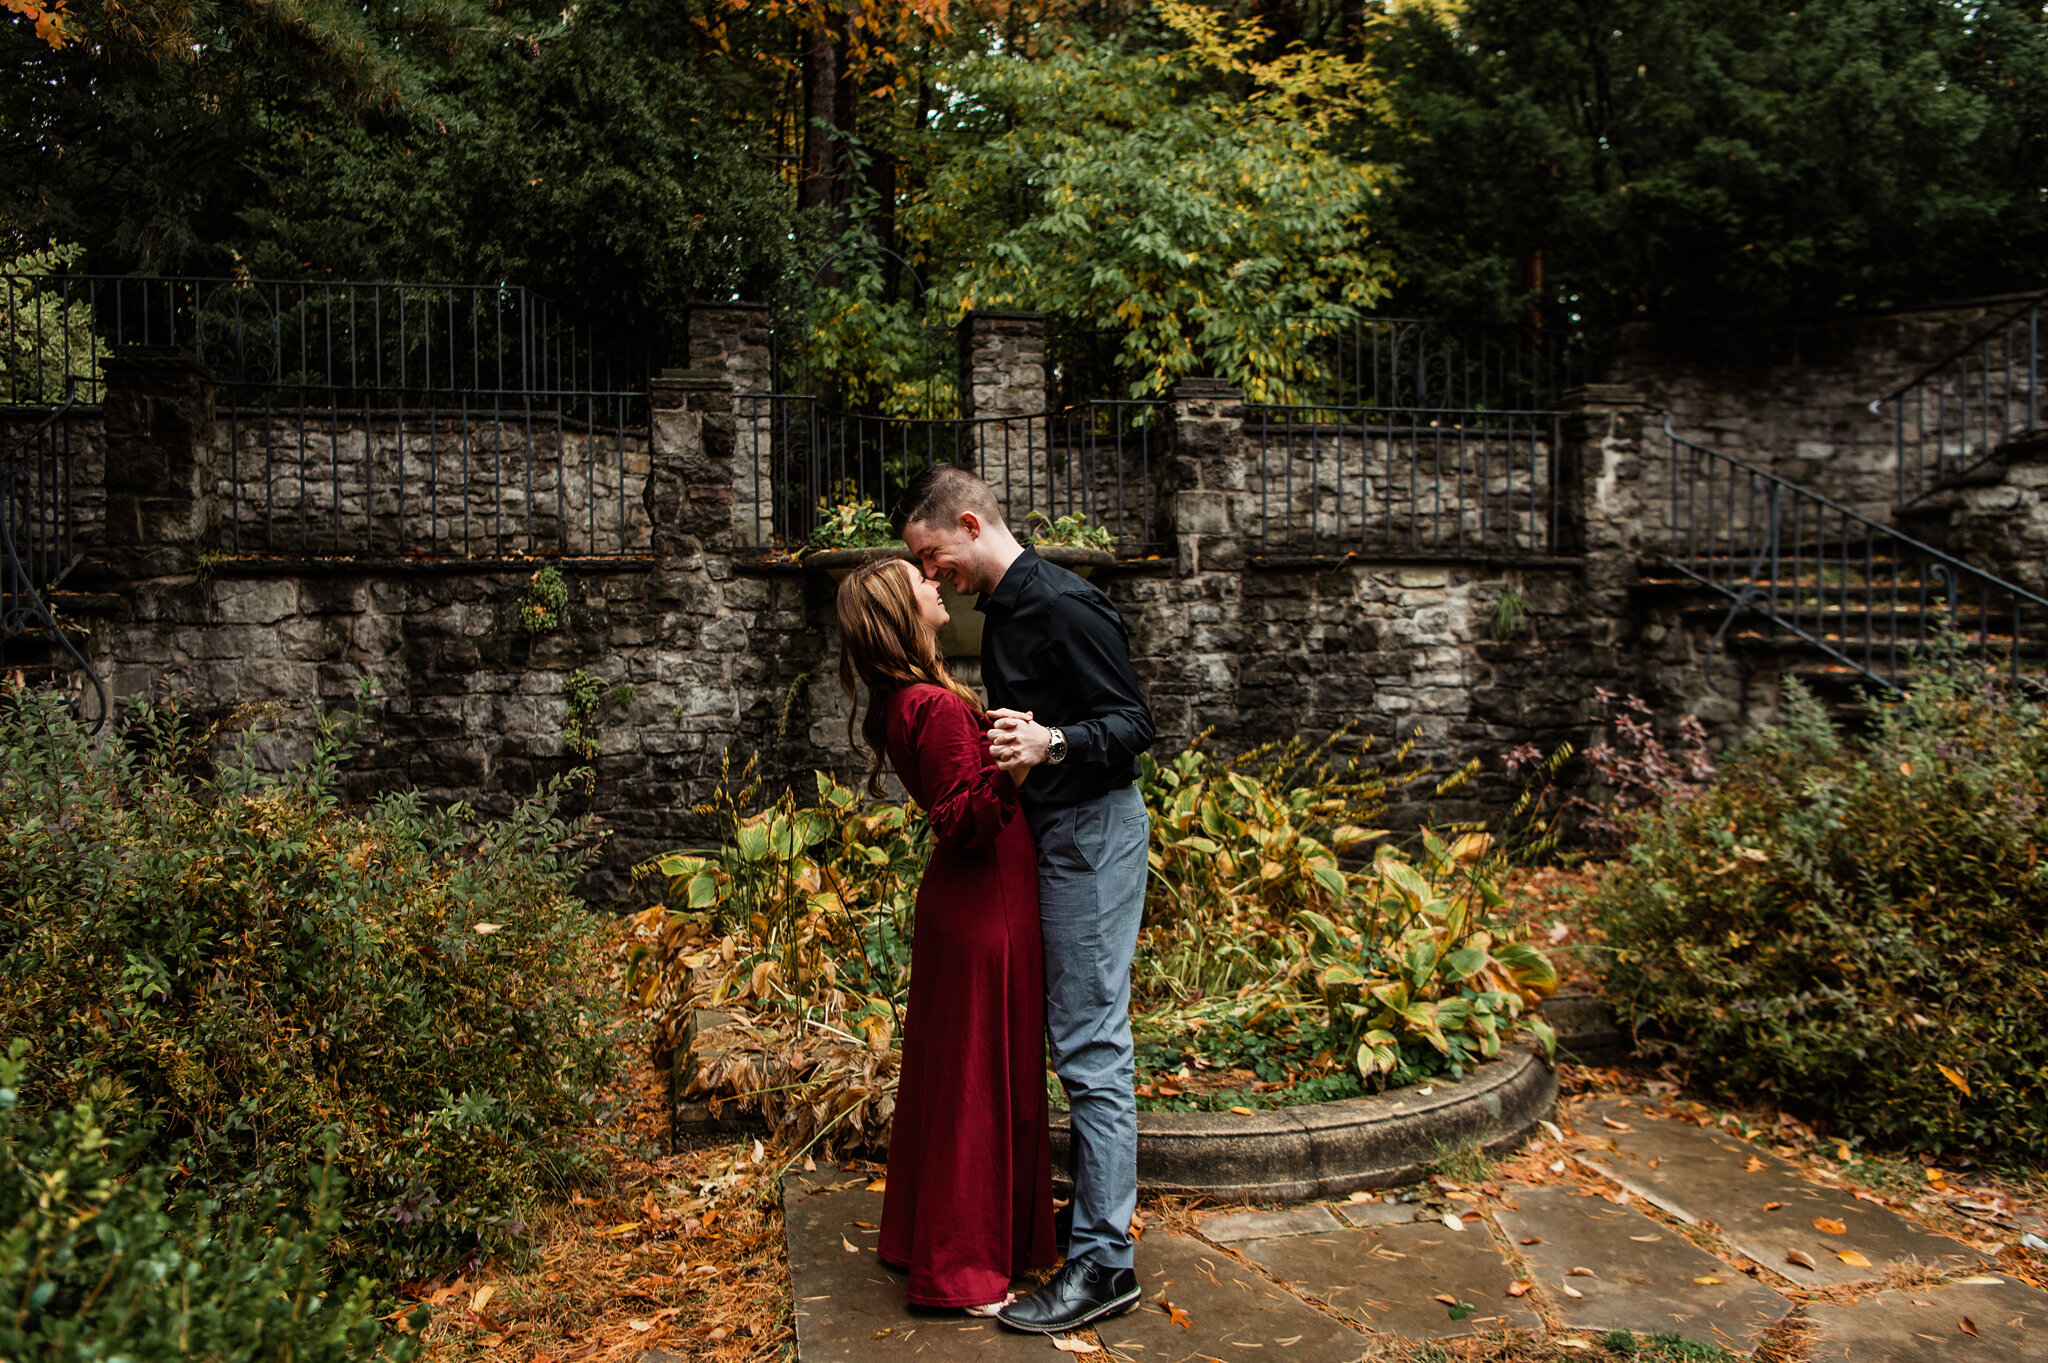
[987,708,1051,772]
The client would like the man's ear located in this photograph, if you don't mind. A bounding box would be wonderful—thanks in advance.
[958,510,983,540]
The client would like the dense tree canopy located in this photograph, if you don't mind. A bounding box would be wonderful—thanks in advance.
[4,0,2046,385]
[1369,0,2048,327]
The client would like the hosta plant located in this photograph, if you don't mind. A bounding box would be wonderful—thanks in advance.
[630,764,925,1158]
[804,497,899,553]
[637,733,1559,1147]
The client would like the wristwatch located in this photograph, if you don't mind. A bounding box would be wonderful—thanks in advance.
[1045,726,1068,765]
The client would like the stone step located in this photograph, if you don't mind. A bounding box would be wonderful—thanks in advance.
[780,1175,1044,1362]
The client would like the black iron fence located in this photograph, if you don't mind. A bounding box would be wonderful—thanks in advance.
[733,397,1166,554]
[1660,417,2048,689]
[1245,405,1566,558]
[1,275,652,558]
[1872,291,2045,505]
[2,383,106,730]
[1049,314,1591,413]
[1263,318,1590,411]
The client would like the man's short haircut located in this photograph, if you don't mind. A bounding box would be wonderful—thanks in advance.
[891,464,1005,538]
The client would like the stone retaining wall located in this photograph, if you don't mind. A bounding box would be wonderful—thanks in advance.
[58,301,2022,898]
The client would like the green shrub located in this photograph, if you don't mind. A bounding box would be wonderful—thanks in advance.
[0,684,616,1279]
[1592,672,2048,1155]
[0,1043,414,1363]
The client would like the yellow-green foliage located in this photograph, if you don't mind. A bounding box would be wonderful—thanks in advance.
[804,497,900,553]
[1025,511,1117,552]
[630,766,927,1156]
[638,737,1558,1146]
[0,1045,418,1362]
[1139,738,1556,1085]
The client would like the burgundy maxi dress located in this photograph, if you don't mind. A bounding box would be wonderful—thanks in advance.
[876,683,1058,1308]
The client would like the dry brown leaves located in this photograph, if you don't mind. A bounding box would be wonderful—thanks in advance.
[398,920,837,1363]
[1499,866,1605,992]
[405,1051,811,1363]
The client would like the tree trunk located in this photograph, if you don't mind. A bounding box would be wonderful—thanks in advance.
[800,17,841,216]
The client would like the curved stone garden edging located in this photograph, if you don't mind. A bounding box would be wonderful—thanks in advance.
[1050,1048,1558,1202]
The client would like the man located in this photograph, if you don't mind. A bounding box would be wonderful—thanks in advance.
[893,466,1155,1334]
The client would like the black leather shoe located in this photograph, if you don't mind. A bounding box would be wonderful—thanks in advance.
[996,1257,1140,1334]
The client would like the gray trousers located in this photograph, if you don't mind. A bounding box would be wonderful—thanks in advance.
[1027,781,1149,1269]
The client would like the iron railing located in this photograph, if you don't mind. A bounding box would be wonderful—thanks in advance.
[1048,315,1591,412]
[1,381,107,732]
[1,275,652,558]
[1660,417,2048,689]
[1,275,644,404]
[1265,318,1590,411]
[1871,291,2045,505]
[1245,405,1566,558]
[733,398,1166,554]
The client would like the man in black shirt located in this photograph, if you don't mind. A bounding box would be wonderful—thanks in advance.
[895,467,1155,1333]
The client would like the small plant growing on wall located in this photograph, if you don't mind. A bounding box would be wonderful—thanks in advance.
[1489,586,1529,642]
[563,668,635,760]
[805,496,898,553]
[523,566,569,634]
[1025,510,1116,552]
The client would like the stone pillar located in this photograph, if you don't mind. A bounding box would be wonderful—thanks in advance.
[685,302,775,395]
[1165,377,1249,574]
[101,346,218,576]
[1557,384,1652,587]
[687,303,778,549]
[957,311,1049,526]
[647,368,741,556]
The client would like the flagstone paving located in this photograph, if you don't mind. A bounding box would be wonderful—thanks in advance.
[782,1175,1044,1361]
[1111,1230,1369,1362]
[1193,1204,1345,1243]
[1803,1274,2048,1361]
[1493,1184,1792,1345]
[1572,1098,1984,1287]
[1240,1221,1543,1339]
[778,1098,2031,1361]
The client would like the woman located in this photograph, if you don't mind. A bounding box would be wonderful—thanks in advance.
[836,556,1058,1314]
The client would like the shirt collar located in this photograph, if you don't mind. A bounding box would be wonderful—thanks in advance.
[977,546,1040,613]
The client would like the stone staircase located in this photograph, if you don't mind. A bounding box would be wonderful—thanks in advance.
[1646,297,2048,701]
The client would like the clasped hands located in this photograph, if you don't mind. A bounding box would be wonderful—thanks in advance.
[987,708,1051,779]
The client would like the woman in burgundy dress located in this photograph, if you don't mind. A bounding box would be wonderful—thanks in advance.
[836,556,1058,1314]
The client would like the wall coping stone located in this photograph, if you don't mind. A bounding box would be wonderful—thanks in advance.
[1562,383,1649,407]
[1247,553,1587,571]
[135,555,661,579]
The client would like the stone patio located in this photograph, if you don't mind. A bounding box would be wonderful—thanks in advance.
[777,1098,2048,1361]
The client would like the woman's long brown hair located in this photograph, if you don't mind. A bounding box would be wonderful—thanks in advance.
[837,557,984,796]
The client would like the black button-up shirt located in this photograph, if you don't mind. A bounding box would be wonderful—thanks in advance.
[977,548,1156,811]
